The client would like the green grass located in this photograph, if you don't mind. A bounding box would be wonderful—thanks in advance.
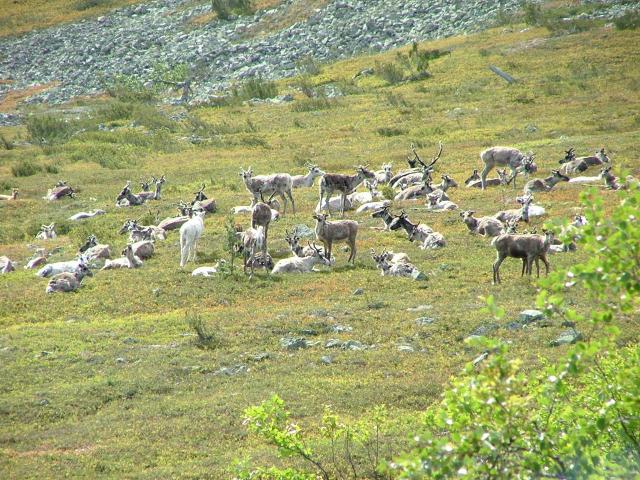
[1,22,639,478]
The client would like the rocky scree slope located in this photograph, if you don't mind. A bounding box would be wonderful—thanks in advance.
[0,0,634,111]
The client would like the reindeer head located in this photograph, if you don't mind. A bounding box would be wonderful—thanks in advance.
[441,174,458,189]
[140,178,151,191]
[505,219,518,234]
[156,175,166,185]
[560,148,576,164]
[119,219,137,234]
[551,170,570,182]
[79,234,98,253]
[193,184,207,202]
[460,210,475,220]
[305,163,325,177]
[313,213,329,224]
[240,167,253,182]
[11,188,18,198]
[308,242,330,264]
[388,211,409,231]
[497,169,510,185]
[371,205,390,219]
[75,258,93,278]
[383,163,393,174]
[522,155,537,174]
[596,148,610,163]
[355,165,375,181]
[285,229,303,255]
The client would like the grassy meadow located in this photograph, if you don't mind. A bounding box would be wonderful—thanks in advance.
[1,17,640,478]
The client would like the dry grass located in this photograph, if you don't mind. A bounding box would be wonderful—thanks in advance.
[0,0,144,37]
[0,82,59,111]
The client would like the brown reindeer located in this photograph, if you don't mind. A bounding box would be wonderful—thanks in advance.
[313,213,358,263]
[479,147,536,190]
[319,166,375,216]
[252,202,272,257]
[491,231,554,284]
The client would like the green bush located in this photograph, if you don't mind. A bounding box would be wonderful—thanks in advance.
[0,133,13,150]
[236,76,278,100]
[25,113,74,146]
[11,160,42,177]
[614,9,640,30]
[375,61,405,85]
[186,313,221,350]
[212,0,253,21]
[522,1,544,26]
[291,96,335,112]
[103,74,157,103]
[376,127,406,137]
[73,0,112,11]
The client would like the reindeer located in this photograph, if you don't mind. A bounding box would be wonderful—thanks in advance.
[0,256,16,273]
[285,229,327,259]
[479,147,536,189]
[491,231,554,284]
[137,175,166,201]
[0,188,18,201]
[375,163,393,184]
[191,184,217,213]
[313,213,358,263]
[248,202,272,258]
[240,167,295,214]
[389,211,446,249]
[390,143,443,189]
[426,192,458,211]
[559,147,610,175]
[237,226,265,276]
[428,174,458,200]
[467,169,510,189]
[44,181,75,201]
[494,194,533,224]
[37,256,89,278]
[460,211,504,237]
[115,182,146,207]
[356,199,391,213]
[46,262,92,293]
[130,240,154,260]
[599,166,626,190]
[348,181,382,205]
[179,210,206,267]
[319,166,375,216]
[35,223,56,240]
[119,219,166,241]
[371,249,422,278]
[524,170,570,194]
[78,234,111,261]
[68,209,106,221]
[271,243,330,274]
[102,244,143,270]
[292,163,325,188]
[464,170,480,186]
[371,204,395,230]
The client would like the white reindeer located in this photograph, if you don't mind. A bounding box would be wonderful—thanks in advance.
[271,243,329,274]
[102,244,143,270]
[374,163,393,184]
[292,164,325,188]
[240,167,295,214]
[179,210,206,267]
[35,223,56,240]
[479,147,536,190]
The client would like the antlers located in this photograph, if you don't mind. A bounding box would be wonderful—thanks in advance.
[412,142,443,171]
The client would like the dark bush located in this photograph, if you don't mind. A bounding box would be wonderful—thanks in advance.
[11,160,42,177]
[25,114,74,146]
[235,76,278,100]
[614,10,640,30]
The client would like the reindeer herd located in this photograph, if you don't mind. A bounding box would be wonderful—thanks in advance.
[0,143,633,293]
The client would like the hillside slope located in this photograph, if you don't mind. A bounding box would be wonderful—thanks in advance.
[1,15,640,480]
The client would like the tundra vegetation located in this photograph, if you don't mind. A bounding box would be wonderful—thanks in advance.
[0,4,639,478]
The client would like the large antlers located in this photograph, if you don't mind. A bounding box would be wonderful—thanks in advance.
[411,142,443,171]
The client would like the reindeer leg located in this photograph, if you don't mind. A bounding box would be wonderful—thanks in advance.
[493,255,505,284]
[480,164,492,190]
[540,255,549,276]
[286,189,295,214]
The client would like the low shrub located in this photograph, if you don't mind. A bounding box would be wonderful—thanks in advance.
[614,9,640,30]
[376,127,406,137]
[25,113,74,146]
[291,96,335,112]
[235,76,278,100]
[11,160,42,177]
[211,0,253,20]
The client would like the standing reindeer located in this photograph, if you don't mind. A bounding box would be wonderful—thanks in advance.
[179,209,206,267]
[240,167,295,214]
[319,166,376,216]
[251,202,272,257]
[491,231,554,284]
[313,213,358,263]
[239,226,265,276]
[479,147,536,190]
